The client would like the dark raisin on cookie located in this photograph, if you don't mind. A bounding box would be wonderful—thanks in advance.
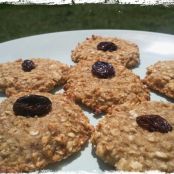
[97,42,117,52]
[136,115,172,133]
[22,60,36,72]
[13,95,52,117]
[92,61,115,79]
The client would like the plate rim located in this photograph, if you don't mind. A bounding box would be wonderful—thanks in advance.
[1,29,174,45]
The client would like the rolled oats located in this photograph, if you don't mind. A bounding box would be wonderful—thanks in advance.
[92,101,174,172]
[0,92,93,172]
[64,58,150,114]
[144,60,174,99]
[71,35,139,68]
[0,58,69,96]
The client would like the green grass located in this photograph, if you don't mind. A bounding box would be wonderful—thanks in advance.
[0,4,174,43]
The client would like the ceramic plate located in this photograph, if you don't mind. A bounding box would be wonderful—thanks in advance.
[0,30,174,172]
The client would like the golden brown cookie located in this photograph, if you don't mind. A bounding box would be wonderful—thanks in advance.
[144,60,174,99]
[92,101,174,172]
[71,35,139,68]
[0,92,93,172]
[64,58,150,114]
[0,58,69,96]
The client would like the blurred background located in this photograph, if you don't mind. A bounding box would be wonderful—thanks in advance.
[0,4,174,43]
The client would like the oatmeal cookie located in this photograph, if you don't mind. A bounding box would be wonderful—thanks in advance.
[71,35,139,68]
[144,60,174,99]
[0,92,93,172]
[92,101,174,172]
[64,58,150,114]
[0,58,69,96]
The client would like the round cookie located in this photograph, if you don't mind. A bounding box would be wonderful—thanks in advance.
[91,101,174,172]
[0,58,69,96]
[0,92,93,172]
[71,35,140,68]
[64,58,150,114]
[144,60,174,99]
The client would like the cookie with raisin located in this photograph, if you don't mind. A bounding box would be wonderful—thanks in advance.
[0,58,69,96]
[0,92,93,172]
[71,35,139,68]
[144,60,174,99]
[64,58,150,114]
[92,101,174,172]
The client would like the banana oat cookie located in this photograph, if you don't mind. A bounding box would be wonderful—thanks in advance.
[0,92,93,172]
[0,58,69,96]
[64,59,150,114]
[71,35,140,68]
[92,101,174,172]
[144,60,174,99]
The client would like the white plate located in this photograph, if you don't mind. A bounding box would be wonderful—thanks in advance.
[0,30,174,173]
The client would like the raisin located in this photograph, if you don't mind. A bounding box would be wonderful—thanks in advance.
[92,61,115,78]
[13,95,52,117]
[97,42,117,52]
[136,115,172,133]
[22,60,35,72]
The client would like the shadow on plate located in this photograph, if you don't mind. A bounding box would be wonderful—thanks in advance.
[77,102,105,120]
[130,62,140,70]
[0,91,6,98]
[43,142,89,172]
[50,85,64,94]
[91,147,114,171]
[151,90,174,103]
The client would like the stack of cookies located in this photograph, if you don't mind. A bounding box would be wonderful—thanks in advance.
[0,35,173,173]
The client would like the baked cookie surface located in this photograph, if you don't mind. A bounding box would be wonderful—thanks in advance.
[71,35,139,68]
[144,60,174,99]
[91,101,174,172]
[0,58,69,96]
[64,59,150,114]
[0,92,93,172]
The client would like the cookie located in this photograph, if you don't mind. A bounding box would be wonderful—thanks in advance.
[92,101,174,172]
[0,58,69,96]
[144,60,174,99]
[0,92,93,172]
[64,58,150,114]
[71,35,140,68]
